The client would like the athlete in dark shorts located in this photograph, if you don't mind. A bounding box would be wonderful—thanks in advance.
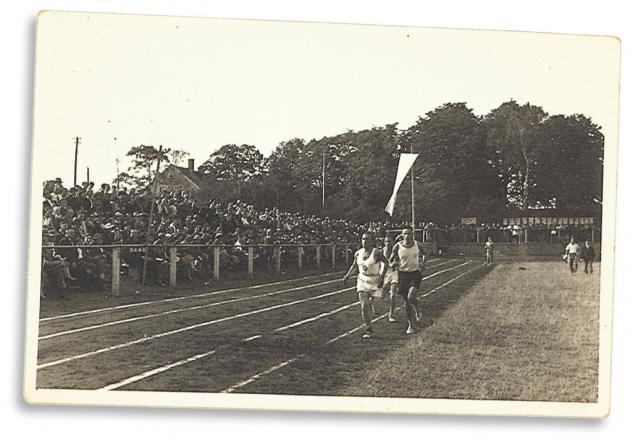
[390,227,426,335]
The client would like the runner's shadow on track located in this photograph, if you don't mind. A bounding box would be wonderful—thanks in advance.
[267,267,490,397]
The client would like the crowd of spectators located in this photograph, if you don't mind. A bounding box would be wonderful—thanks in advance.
[41,179,428,295]
[40,178,600,298]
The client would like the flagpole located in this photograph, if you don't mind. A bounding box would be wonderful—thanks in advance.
[410,145,415,232]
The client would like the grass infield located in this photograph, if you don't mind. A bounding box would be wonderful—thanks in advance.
[339,261,600,402]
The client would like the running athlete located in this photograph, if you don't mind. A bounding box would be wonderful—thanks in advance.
[390,227,427,335]
[382,235,399,322]
[342,232,389,339]
[484,237,495,268]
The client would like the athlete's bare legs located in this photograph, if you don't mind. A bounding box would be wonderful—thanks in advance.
[405,286,421,334]
[358,291,374,338]
[388,283,397,322]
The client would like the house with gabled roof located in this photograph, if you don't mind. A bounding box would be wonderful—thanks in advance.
[154,159,212,195]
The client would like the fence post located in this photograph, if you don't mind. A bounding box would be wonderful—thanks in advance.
[331,244,336,268]
[275,246,282,274]
[169,246,177,289]
[111,246,120,297]
[298,246,303,270]
[345,245,349,264]
[213,246,220,281]
[525,228,529,243]
[476,228,480,243]
[316,245,321,268]
[248,246,254,278]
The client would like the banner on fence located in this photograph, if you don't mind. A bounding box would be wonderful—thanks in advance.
[502,216,596,227]
[460,217,477,226]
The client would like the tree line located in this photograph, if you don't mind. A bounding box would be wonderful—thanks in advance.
[115,100,604,225]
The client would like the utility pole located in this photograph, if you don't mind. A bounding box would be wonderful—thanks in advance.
[322,145,326,214]
[73,137,80,187]
[86,167,90,184]
[115,158,120,186]
[141,145,163,288]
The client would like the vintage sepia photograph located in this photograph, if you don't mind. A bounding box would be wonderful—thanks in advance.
[23,11,620,417]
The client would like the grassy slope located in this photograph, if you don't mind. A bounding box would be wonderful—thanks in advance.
[341,262,600,402]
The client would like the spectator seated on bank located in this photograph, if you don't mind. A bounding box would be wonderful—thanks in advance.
[42,178,445,289]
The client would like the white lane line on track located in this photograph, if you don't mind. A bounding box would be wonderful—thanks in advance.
[39,259,450,341]
[39,270,345,322]
[421,263,485,298]
[273,302,360,332]
[222,357,304,394]
[222,262,484,393]
[39,260,461,370]
[40,259,441,323]
[39,278,341,341]
[99,302,360,391]
[37,286,354,370]
[97,261,469,390]
[100,348,221,391]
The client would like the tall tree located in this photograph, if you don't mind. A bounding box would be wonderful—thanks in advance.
[168,149,189,166]
[265,138,306,210]
[199,144,265,200]
[332,125,400,221]
[117,145,171,189]
[485,101,548,210]
[401,103,501,224]
[531,114,604,212]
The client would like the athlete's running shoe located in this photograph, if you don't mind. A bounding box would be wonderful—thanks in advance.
[362,329,373,339]
[415,310,422,323]
[405,326,416,335]
[388,315,396,322]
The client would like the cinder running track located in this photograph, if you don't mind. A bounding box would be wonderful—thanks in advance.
[36,258,486,395]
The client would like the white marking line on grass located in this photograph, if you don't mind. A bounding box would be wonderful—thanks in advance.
[222,357,305,393]
[37,286,354,370]
[100,348,221,391]
[39,278,341,341]
[39,260,463,371]
[420,263,486,298]
[96,260,466,391]
[222,261,482,393]
[99,303,361,391]
[273,302,360,332]
[41,259,441,323]
[40,259,451,340]
[40,270,346,322]
[425,259,455,269]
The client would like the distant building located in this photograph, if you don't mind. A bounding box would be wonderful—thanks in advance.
[154,159,211,195]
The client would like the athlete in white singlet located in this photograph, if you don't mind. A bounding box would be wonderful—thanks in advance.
[382,236,399,322]
[342,232,389,339]
[389,227,427,335]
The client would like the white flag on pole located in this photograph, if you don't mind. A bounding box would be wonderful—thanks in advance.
[384,153,418,216]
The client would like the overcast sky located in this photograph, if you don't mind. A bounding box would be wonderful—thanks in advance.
[31,11,620,186]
